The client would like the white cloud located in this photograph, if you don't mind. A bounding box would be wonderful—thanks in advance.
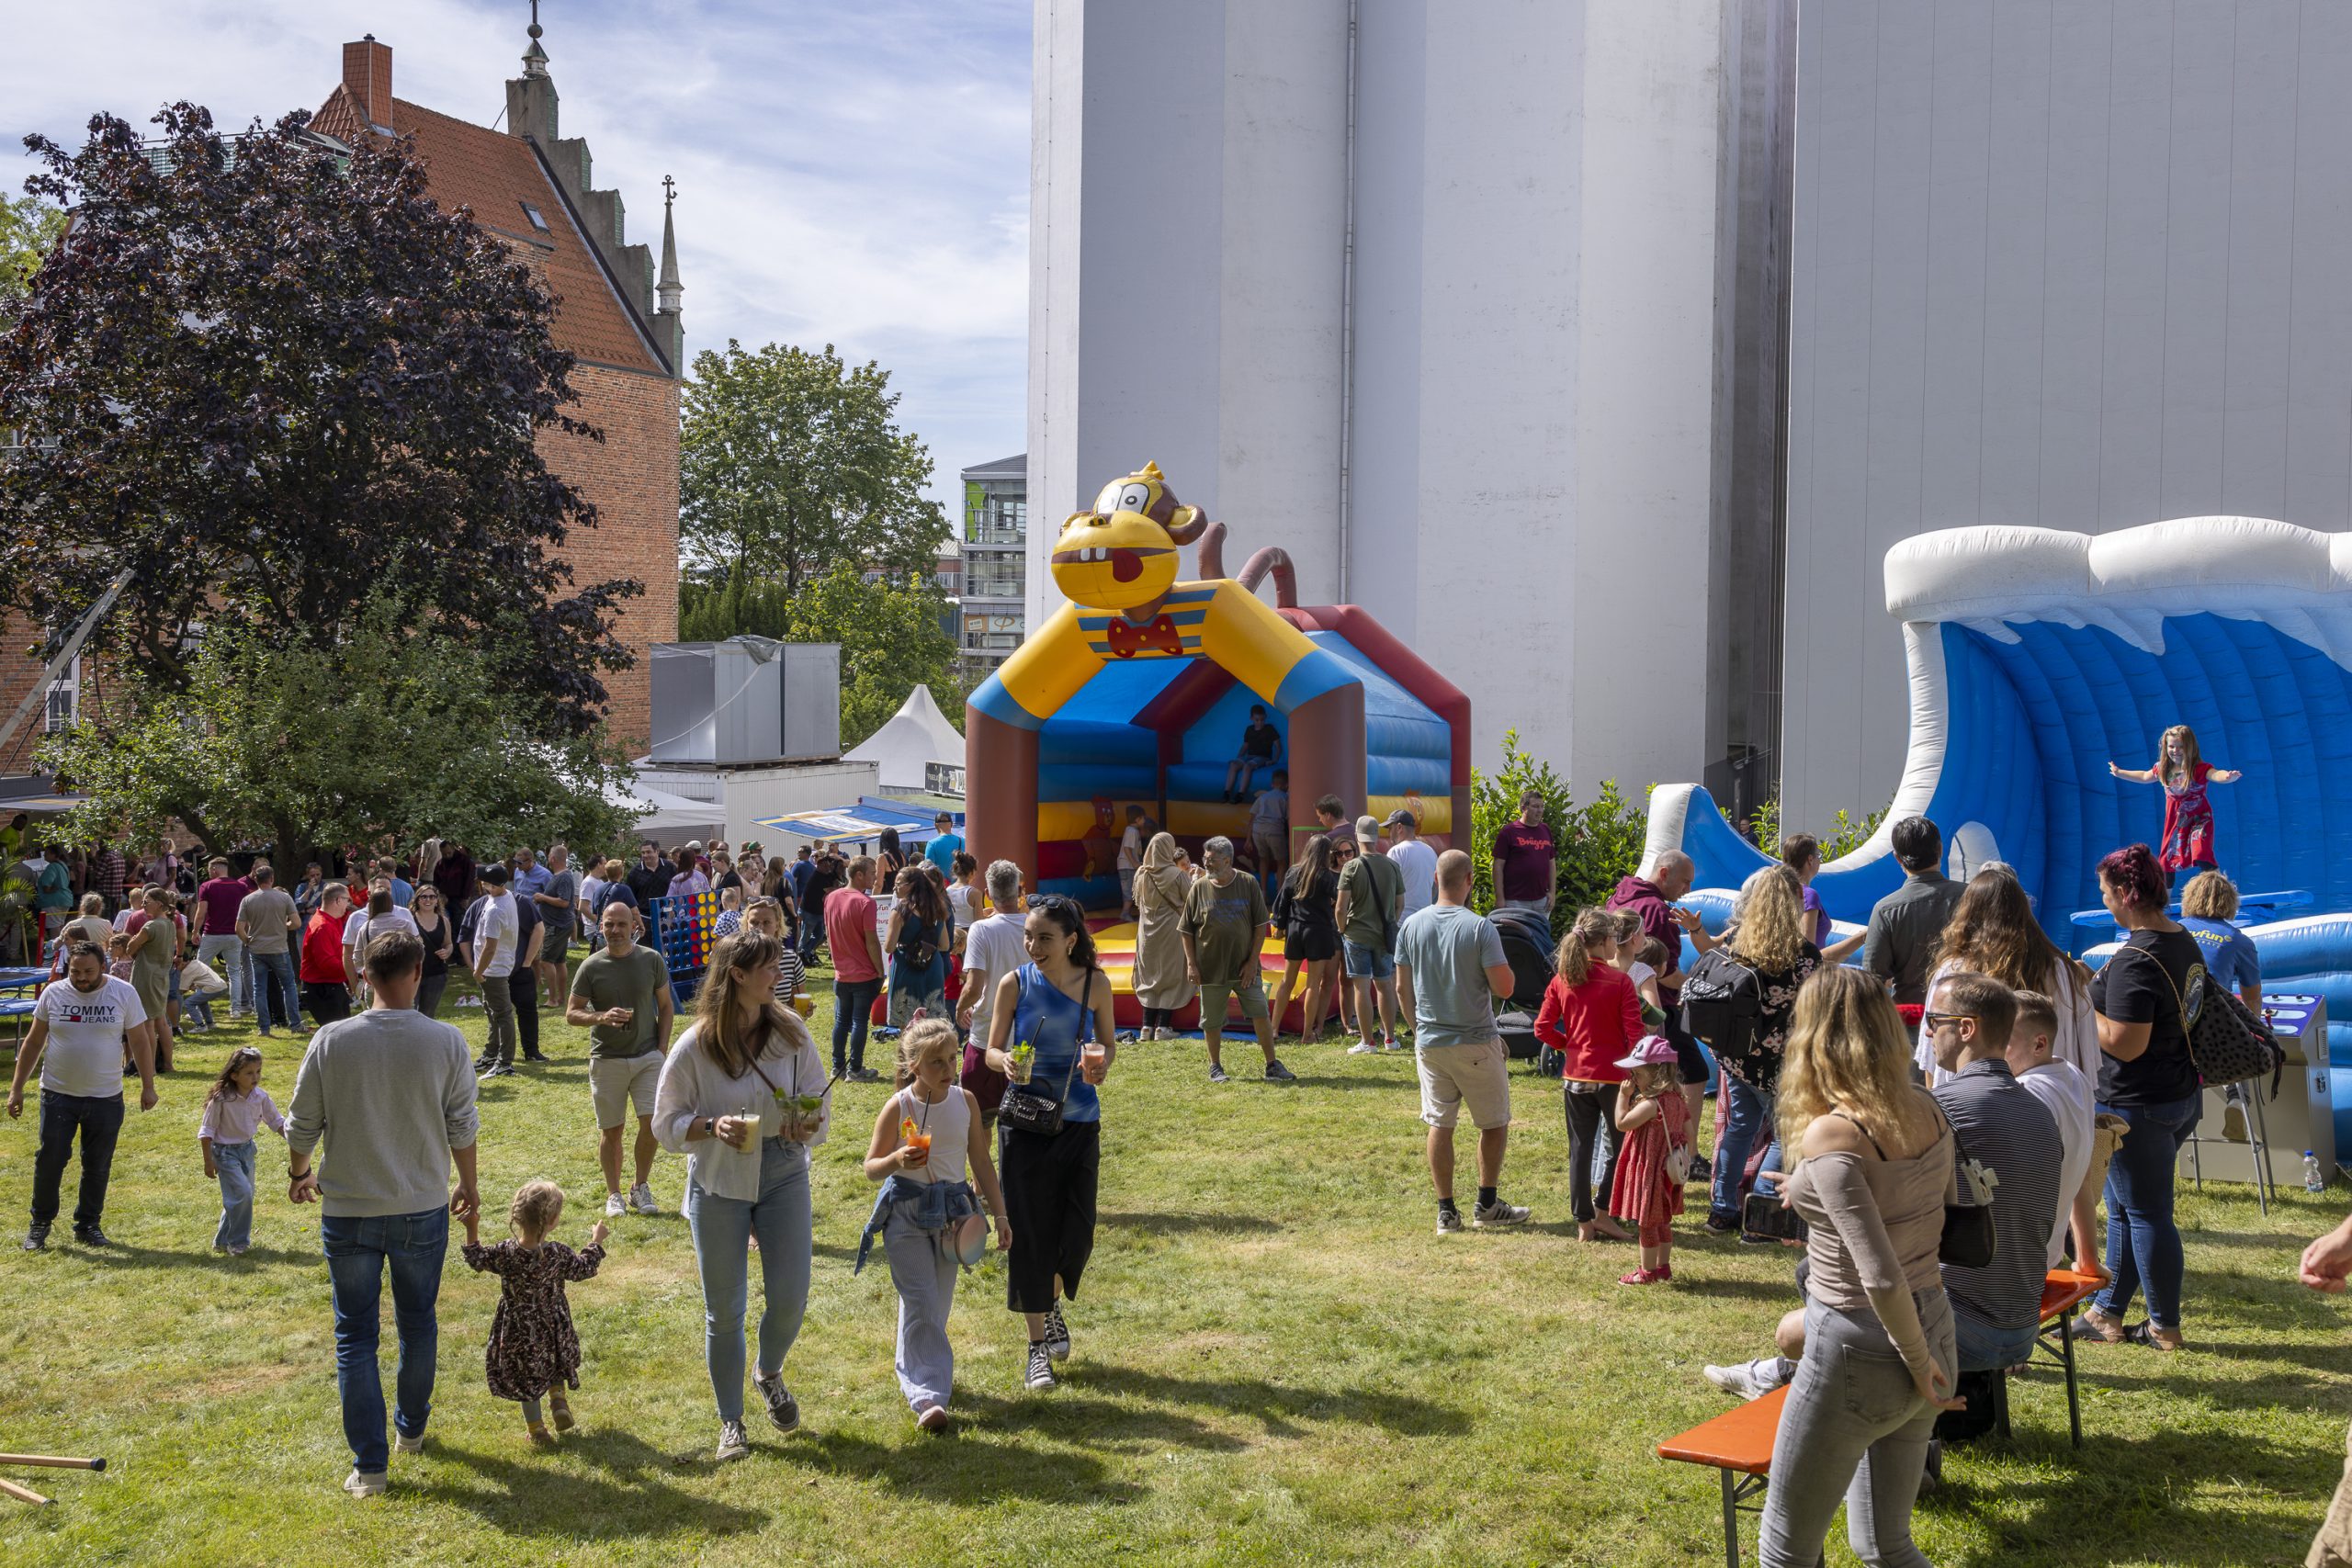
[2,0,1032,514]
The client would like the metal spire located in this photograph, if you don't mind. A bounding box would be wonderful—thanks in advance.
[523,0,549,78]
[658,175,683,312]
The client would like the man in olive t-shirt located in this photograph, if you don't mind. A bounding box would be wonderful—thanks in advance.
[565,904,674,1216]
[1180,837,1291,1084]
[1335,814,1406,1053]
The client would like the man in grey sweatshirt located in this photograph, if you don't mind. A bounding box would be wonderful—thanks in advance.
[287,929,480,1498]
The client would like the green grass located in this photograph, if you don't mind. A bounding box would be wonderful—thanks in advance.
[3,979,2348,1566]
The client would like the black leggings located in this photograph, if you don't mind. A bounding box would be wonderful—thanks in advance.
[1000,1118,1101,1314]
[302,982,351,1025]
[1564,1082,1625,1224]
[1140,1006,1171,1033]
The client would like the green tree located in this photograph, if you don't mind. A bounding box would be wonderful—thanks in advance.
[784,564,963,750]
[680,340,950,597]
[1466,729,1652,936]
[38,600,636,869]
[0,104,638,729]
[0,194,66,313]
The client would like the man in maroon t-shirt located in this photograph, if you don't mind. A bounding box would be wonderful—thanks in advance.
[1490,790,1556,913]
[193,855,255,1019]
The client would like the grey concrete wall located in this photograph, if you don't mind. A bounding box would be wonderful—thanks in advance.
[1782,0,2352,836]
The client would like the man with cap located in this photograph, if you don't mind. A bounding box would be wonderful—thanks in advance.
[1335,815,1407,1053]
[1385,809,1439,919]
[923,814,965,879]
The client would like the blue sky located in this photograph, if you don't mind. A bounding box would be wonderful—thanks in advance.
[2,0,1031,519]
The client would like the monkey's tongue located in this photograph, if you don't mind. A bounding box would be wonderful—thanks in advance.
[1111,549,1143,583]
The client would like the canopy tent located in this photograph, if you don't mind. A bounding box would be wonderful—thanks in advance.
[844,685,966,794]
[624,780,725,841]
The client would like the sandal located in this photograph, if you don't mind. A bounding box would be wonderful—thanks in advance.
[2077,1305,2129,1344]
[2121,1320,2185,1352]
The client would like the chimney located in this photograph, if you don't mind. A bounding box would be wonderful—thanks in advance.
[342,35,393,132]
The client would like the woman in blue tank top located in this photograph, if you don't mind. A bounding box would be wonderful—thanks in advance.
[981,896,1118,1393]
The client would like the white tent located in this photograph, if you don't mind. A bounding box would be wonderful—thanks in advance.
[844,684,965,794]
[622,779,726,840]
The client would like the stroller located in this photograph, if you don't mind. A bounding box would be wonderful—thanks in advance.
[1489,906,1556,1066]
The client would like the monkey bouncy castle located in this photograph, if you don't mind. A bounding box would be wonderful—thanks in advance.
[963,464,1470,1028]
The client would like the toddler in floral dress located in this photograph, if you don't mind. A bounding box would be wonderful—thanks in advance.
[462,1179,608,1444]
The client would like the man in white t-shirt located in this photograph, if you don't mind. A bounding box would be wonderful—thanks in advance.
[8,942,156,1249]
[955,861,1032,1126]
[1385,808,1440,918]
[469,864,522,1077]
[2008,988,2096,1274]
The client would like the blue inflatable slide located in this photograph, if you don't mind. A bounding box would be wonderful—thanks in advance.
[1642,517,2352,1152]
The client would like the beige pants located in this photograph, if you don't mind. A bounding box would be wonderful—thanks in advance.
[2311,1419,2352,1567]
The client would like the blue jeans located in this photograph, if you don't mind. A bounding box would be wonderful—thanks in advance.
[248,948,300,1034]
[686,1139,813,1423]
[831,977,882,1076]
[30,1089,124,1229]
[1952,1309,2039,1373]
[322,1208,448,1473]
[1709,1072,1780,1226]
[212,1139,256,1250]
[2095,1091,2201,1330]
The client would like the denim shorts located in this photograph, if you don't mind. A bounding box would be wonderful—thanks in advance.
[1343,941,1395,980]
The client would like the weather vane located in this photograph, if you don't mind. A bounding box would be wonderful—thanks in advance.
[527,0,542,42]
[662,175,676,209]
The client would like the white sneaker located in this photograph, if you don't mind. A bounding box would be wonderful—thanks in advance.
[394,1433,425,1455]
[343,1468,388,1498]
[605,1191,628,1218]
[1347,1039,1380,1055]
[629,1183,659,1215]
[1702,1358,1791,1402]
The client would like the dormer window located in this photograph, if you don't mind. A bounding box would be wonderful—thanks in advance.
[520,202,549,232]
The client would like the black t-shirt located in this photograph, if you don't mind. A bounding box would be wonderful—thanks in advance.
[413,912,455,978]
[1243,722,1280,760]
[626,863,673,907]
[2090,927,2205,1106]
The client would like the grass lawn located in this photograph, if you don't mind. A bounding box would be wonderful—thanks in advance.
[3,975,2348,1566]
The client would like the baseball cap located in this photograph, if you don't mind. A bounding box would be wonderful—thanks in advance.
[1384,808,1418,829]
[1612,1034,1679,1071]
[685,839,704,852]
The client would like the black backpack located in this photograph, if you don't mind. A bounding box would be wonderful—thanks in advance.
[1679,947,1765,1058]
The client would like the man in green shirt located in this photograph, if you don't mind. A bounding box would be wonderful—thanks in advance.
[1180,836,1292,1085]
[1334,814,1407,1055]
[566,902,674,1217]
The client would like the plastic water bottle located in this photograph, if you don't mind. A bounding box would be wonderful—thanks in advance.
[2306,1151,2327,1194]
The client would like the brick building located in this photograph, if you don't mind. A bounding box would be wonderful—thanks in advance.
[309,24,682,749]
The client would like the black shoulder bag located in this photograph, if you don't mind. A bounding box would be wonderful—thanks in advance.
[1000,972,1090,1137]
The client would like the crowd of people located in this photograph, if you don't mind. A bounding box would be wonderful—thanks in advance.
[14,711,2352,1564]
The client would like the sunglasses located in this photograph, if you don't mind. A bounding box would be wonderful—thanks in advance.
[1919,1010,1977,1032]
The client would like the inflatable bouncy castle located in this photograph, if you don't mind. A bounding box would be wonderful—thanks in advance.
[963,464,1469,1023]
[1642,516,2352,1146]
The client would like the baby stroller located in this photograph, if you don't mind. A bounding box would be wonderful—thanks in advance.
[1489,906,1556,1066]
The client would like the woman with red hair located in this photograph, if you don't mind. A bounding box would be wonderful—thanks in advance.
[2082,843,2205,1351]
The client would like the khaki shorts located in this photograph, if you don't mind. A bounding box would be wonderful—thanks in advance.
[1417,1039,1512,1131]
[1198,972,1271,1029]
[589,1050,662,1129]
[2312,1418,2352,1568]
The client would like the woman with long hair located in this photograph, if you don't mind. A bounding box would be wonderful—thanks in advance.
[981,895,1118,1393]
[1702,864,1823,1234]
[414,837,444,897]
[1533,908,1643,1243]
[1269,834,1341,1041]
[886,866,951,1027]
[1131,832,1198,1039]
[651,932,830,1461]
[1918,867,2096,1085]
[2081,843,2205,1351]
[1752,966,1961,1566]
[876,828,906,890]
[410,885,458,1018]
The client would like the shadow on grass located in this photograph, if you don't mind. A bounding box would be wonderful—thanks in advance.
[1274,1074,1419,1093]
[422,1430,768,1540]
[61,1239,314,1269]
[797,1424,1145,1505]
[1664,1275,1801,1303]
[1931,1425,2329,1567]
[1073,1363,1469,1439]
[1098,1210,1281,1237]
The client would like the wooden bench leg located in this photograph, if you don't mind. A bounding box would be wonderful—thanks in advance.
[1720,1468,1739,1568]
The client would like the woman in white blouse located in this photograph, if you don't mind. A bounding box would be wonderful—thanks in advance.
[653,932,831,1463]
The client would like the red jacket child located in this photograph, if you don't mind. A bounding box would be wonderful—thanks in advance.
[1533,964,1643,1085]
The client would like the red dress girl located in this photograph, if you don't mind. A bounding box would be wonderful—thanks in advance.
[2109,725,2243,885]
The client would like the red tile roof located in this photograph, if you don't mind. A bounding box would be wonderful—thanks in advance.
[312,83,666,377]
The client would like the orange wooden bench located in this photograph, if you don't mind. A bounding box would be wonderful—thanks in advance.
[1657,1383,1787,1568]
[1659,1269,2107,1562]
[2021,1267,2104,1448]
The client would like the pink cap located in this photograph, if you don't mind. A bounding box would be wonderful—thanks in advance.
[1612,1034,1679,1071]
